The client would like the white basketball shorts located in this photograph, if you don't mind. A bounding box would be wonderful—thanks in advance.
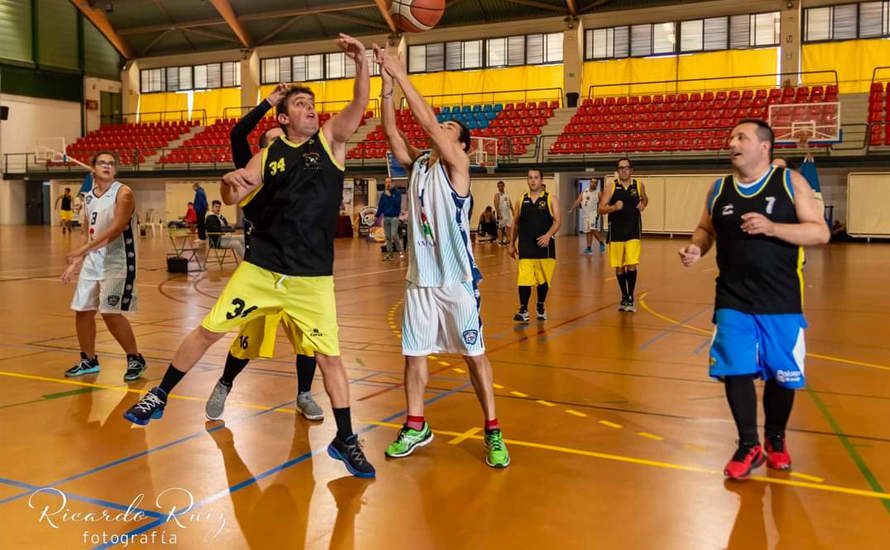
[402,281,485,357]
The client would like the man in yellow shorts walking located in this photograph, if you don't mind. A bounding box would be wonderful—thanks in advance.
[510,168,562,322]
[599,158,648,312]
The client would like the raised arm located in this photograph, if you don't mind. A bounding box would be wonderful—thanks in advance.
[221,149,264,206]
[323,34,370,163]
[374,44,418,168]
[378,47,469,176]
[231,84,287,169]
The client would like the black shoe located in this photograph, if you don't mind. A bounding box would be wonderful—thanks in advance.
[65,353,99,377]
[513,307,529,322]
[618,297,629,312]
[124,354,147,382]
[536,303,547,320]
[327,434,376,478]
[625,297,636,313]
[123,387,167,426]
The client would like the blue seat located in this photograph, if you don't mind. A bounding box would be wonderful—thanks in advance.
[462,105,471,113]
[483,104,492,112]
[441,106,451,114]
[494,104,503,112]
[472,105,482,112]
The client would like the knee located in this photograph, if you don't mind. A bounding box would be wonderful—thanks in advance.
[195,326,224,344]
[76,310,97,320]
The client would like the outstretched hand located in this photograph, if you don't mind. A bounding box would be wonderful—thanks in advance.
[336,33,366,62]
[372,44,393,85]
[375,45,407,80]
[266,83,289,107]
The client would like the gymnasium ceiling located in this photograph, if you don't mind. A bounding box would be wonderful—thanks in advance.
[73,0,684,60]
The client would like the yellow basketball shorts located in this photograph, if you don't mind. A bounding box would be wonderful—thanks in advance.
[228,312,310,360]
[517,258,556,286]
[60,210,74,221]
[609,239,641,268]
[202,261,339,357]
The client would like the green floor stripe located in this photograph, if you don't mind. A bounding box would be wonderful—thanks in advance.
[0,397,47,410]
[42,387,98,400]
[807,387,890,514]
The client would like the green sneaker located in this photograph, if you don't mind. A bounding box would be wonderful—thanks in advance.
[484,429,511,468]
[385,422,434,458]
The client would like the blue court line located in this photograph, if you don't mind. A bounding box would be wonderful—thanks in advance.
[0,397,295,507]
[0,370,387,507]
[95,382,473,549]
[692,336,711,355]
[639,307,708,351]
[0,477,163,519]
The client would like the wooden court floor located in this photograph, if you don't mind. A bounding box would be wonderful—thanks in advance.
[0,226,888,549]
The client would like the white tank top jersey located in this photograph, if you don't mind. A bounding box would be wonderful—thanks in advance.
[581,188,600,214]
[496,190,512,217]
[80,181,138,281]
[406,152,481,287]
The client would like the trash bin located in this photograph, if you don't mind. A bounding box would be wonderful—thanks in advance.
[566,92,579,108]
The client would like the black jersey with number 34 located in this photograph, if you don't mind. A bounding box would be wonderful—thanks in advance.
[710,166,803,314]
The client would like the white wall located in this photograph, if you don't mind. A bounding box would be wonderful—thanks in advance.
[0,180,26,225]
[0,94,81,161]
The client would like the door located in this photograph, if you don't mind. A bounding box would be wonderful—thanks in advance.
[25,180,45,225]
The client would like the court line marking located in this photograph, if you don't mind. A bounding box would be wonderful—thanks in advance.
[0,477,164,519]
[565,409,587,417]
[637,432,665,441]
[360,420,890,502]
[448,427,482,445]
[790,472,825,483]
[599,420,623,429]
[638,292,890,372]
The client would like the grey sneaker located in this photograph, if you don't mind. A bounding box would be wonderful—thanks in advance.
[297,391,324,421]
[205,380,231,420]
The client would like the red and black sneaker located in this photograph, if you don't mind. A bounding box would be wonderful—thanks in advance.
[724,444,765,480]
[765,435,792,470]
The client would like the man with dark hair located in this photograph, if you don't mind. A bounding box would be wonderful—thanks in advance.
[61,151,147,382]
[510,168,561,322]
[204,200,244,259]
[55,187,74,234]
[679,119,829,480]
[375,43,510,468]
[205,84,322,423]
[599,157,647,312]
[125,34,376,478]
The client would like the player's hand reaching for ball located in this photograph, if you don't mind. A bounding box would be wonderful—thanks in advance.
[336,33,366,62]
[678,244,701,267]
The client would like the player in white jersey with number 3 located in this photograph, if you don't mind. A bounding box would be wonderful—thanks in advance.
[374,44,510,468]
[61,151,147,382]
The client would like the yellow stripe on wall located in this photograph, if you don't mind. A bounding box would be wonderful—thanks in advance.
[802,39,890,94]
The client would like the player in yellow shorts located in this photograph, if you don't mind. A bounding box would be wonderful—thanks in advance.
[124,34,377,478]
[55,187,74,234]
[509,168,562,322]
[599,158,648,312]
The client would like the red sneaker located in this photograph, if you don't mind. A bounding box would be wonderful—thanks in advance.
[724,444,765,480]
[765,436,792,470]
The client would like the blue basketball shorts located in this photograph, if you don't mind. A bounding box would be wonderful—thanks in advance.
[709,308,807,389]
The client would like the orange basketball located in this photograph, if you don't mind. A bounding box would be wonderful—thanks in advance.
[388,0,445,33]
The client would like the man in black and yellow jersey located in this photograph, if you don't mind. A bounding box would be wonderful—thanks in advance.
[509,168,562,322]
[679,119,829,480]
[124,33,376,478]
[599,158,647,312]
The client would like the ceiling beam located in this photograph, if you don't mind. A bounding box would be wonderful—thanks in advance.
[504,0,567,13]
[373,0,398,33]
[322,11,392,32]
[208,0,252,48]
[565,0,577,16]
[71,0,134,59]
[579,0,611,14]
[141,29,172,56]
[184,27,244,44]
[119,2,376,35]
[258,17,302,46]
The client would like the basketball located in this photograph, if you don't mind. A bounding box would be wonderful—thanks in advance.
[389,0,445,33]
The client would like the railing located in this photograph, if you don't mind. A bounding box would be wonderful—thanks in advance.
[587,70,840,99]
[410,87,564,110]
[110,109,207,127]
[221,99,381,121]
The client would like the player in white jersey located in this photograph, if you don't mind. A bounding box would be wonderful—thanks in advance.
[374,44,510,468]
[493,180,513,245]
[60,151,147,382]
[568,179,605,254]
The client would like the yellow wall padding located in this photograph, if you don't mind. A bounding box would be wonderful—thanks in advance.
[408,65,564,106]
[192,88,242,122]
[846,172,890,237]
[259,78,384,113]
[138,92,189,121]
[583,48,779,97]
[802,40,890,94]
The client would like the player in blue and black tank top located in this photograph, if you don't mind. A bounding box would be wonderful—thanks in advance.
[124,34,376,479]
[679,119,829,480]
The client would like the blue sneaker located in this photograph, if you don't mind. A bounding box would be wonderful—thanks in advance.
[327,434,376,478]
[124,387,167,426]
[599,242,606,254]
[583,247,593,255]
[65,353,99,377]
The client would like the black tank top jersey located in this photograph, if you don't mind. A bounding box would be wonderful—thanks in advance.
[607,179,642,242]
[241,131,344,276]
[518,191,556,259]
[710,166,803,314]
[61,195,72,211]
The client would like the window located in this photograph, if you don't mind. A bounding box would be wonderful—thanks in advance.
[326,52,348,79]
[751,12,780,46]
[832,4,858,40]
[508,35,525,65]
[703,17,728,50]
[680,19,704,52]
[858,2,885,37]
[206,63,221,88]
[463,40,483,68]
[729,14,751,48]
[221,61,240,87]
[805,7,831,41]
[630,24,652,56]
[408,45,427,73]
[545,32,563,62]
[445,42,462,70]
[487,37,507,67]
[804,2,890,42]
[140,68,164,93]
[194,65,207,89]
[164,66,192,91]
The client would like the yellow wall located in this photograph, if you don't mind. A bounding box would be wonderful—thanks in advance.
[137,92,189,122]
[259,78,384,114]
[408,64,564,106]
[192,88,242,122]
[582,48,779,97]
[802,40,890,94]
